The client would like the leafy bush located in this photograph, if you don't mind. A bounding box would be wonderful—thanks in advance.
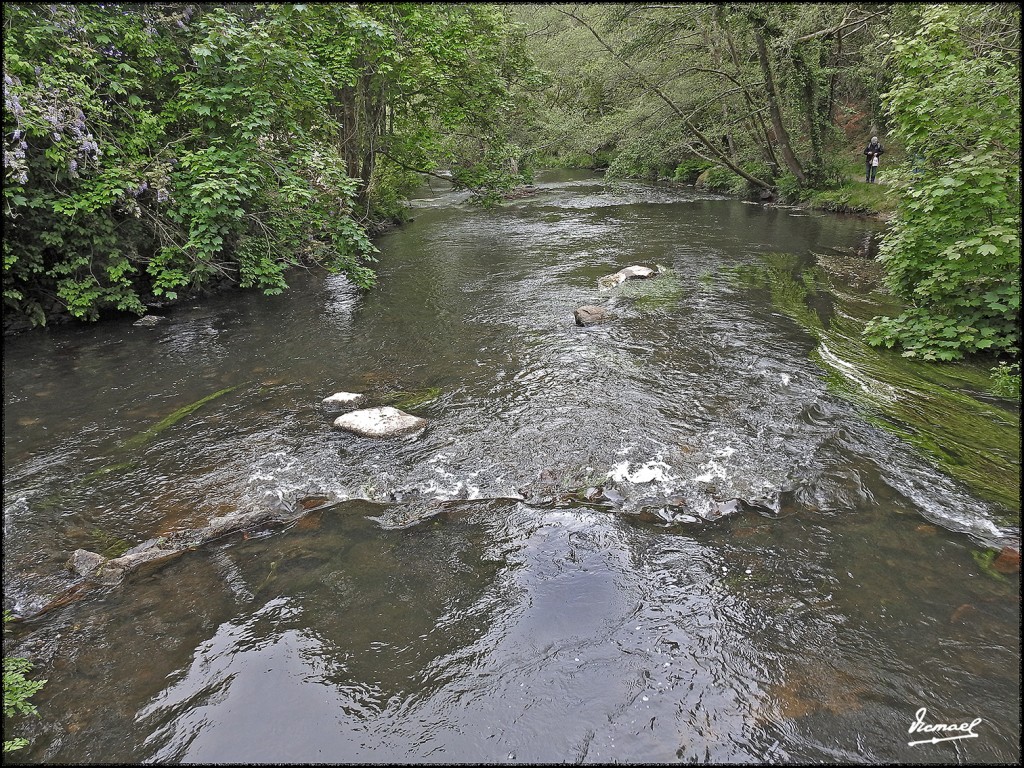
[697,166,742,194]
[989,361,1021,399]
[864,5,1021,361]
[2,5,379,327]
[605,141,661,179]
[368,160,422,224]
[3,4,531,328]
[3,612,45,753]
[775,172,805,203]
[672,159,712,183]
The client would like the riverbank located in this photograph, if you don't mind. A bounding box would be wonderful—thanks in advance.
[1,212,404,338]
[687,167,898,221]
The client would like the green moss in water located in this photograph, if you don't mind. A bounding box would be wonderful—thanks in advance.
[737,253,1020,523]
[971,548,1008,581]
[83,461,137,482]
[381,387,442,411]
[813,315,1020,518]
[617,267,686,312]
[727,254,826,332]
[90,528,131,558]
[121,386,239,450]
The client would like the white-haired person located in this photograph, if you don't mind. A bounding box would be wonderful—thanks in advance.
[864,136,885,183]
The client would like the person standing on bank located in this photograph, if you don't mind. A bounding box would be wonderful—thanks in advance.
[864,136,884,183]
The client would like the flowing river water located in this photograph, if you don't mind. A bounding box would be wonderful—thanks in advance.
[3,171,1020,763]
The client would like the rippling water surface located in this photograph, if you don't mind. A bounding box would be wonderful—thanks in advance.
[3,171,1019,763]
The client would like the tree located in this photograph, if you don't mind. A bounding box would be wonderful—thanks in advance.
[3,3,535,329]
[516,3,890,190]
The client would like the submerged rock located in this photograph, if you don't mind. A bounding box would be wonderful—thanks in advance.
[322,391,365,410]
[503,184,539,200]
[950,603,977,624]
[600,487,625,505]
[574,305,609,326]
[65,508,290,589]
[598,265,658,290]
[95,548,184,585]
[66,545,183,586]
[67,549,106,579]
[133,315,165,327]
[993,546,1021,574]
[333,406,427,438]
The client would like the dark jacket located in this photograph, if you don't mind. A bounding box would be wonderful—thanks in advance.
[864,142,884,159]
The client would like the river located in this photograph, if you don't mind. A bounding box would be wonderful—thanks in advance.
[3,171,1019,763]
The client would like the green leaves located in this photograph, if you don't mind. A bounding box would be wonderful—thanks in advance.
[3,612,46,753]
[865,4,1020,362]
[4,3,391,326]
[4,2,531,327]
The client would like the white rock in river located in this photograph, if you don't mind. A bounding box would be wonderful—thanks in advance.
[333,406,427,438]
[322,391,364,408]
[598,265,658,290]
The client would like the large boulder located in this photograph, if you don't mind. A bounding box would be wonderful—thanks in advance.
[598,265,658,290]
[574,305,610,326]
[333,406,427,438]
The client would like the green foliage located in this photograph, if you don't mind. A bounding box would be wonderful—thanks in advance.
[3,612,45,753]
[699,164,767,196]
[368,159,421,224]
[804,180,898,215]
[701,166,745,194]
[864,5,1021,361]
[989,362,1021,400]
[514,5,892,193]
[2,5,376,326]
[3,4,533,328]
[672,159,712,183]
[775,173,806,203]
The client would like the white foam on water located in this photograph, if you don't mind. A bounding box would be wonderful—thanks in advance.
[610,458,675,485]
[817,340,899,402]
[693,444,738,484]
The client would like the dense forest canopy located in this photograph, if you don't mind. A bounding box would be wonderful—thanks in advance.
[2,2,1020,365]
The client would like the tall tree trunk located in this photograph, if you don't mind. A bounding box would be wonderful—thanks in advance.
[754,29,806,183]
[793,48,823,178]
[828,29,842,124]
[716,8,782,174]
